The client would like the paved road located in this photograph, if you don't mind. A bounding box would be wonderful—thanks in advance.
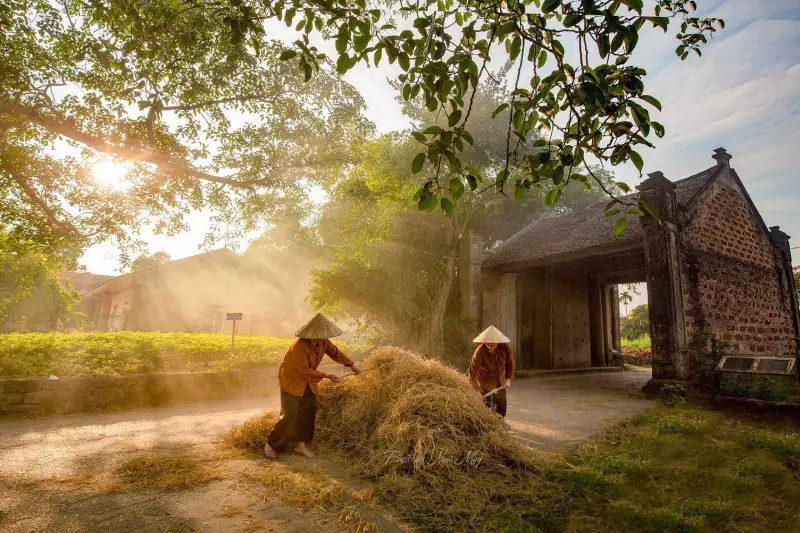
[0,369,652,480]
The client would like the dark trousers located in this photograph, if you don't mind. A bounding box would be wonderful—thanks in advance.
[267,385,317,452]
[483,388,507,417]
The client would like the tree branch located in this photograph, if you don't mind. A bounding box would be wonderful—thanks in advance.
[1,102,258,189]
[7,169,81,236]
[160,93,281,112]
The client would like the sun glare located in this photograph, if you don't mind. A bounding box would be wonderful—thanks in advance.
[92,158,130,190]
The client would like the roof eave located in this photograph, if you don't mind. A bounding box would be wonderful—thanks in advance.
[484,235,644,272]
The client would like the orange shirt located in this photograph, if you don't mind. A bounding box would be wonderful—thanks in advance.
[278,338,355,397]
[468,343,515,392]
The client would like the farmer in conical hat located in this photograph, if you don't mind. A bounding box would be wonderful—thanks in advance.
[468,325,515,418]
[265,313,360,458]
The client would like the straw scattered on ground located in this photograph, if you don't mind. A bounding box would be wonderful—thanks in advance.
[114,451,223,492]
[228,346,566,532]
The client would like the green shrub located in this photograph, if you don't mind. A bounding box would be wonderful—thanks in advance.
[620,304,649,341]
[719,374,800,403]
[621,334,651,350]
[0,332,367,378]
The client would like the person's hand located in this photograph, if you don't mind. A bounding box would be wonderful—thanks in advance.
[327,374,341,382]
[350,364,361,375]
[504,379,512,388]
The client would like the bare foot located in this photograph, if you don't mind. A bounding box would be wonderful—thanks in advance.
[294,442,315,458]
[264,443,277,458]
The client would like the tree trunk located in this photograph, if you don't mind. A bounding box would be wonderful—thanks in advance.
[427,233,459,359]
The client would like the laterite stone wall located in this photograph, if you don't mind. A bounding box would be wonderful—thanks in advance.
[681,180,795,356]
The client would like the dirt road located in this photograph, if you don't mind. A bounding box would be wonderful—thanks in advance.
[0,368,652,532]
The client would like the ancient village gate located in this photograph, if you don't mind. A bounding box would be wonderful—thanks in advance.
[460,149,800,384]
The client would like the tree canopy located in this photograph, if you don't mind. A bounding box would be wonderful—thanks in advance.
[130,251,172,272]
[1,0,723,255]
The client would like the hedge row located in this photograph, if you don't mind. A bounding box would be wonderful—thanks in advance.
[0,332,366,378]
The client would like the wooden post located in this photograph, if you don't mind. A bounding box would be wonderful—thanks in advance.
[231,319,237,350]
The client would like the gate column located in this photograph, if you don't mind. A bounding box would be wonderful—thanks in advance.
[638,171,688,380]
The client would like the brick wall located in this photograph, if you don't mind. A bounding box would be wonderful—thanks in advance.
[681,181,795,356]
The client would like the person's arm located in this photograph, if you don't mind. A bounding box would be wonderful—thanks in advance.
[467,347,482,390]
[324,341,359,373]
[504,345,515,387]
[289,342,337,382]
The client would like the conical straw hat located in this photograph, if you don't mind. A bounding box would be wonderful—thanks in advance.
[473,325,510,344]
[295,313,344,339]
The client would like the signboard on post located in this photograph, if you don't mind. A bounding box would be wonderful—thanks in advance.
[226,313,243,349]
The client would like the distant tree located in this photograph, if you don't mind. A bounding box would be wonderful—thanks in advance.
[794,266,799,299]
[621,304,649,340]
[0,231,81,330]
[130,252,172,272]
[310,85,617,357]
[619,289,633,315]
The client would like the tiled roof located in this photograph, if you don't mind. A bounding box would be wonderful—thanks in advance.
[483,164,720,267]
[60,272,115,295]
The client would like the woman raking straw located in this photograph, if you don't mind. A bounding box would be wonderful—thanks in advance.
[468,325,515,418]
[264,313,360,458]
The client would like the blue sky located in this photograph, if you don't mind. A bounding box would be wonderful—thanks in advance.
[82,0,800,276]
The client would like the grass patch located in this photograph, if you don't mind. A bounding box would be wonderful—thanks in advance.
[0,331,367,378]
[621,334,651,350]
[114,451,223,492]
[563,401,800,532]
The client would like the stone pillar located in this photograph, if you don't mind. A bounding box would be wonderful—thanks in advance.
[611,285,621,352]
[638,171,687,380]
[459,231,484,329]
[770,226,800,364]
[588,275,605,366]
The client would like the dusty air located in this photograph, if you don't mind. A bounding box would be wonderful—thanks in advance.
[1,1,799,532]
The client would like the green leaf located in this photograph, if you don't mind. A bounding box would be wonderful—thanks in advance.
[513,110,524,131]
[538,49,547,68]
[640,199,661,221]
[545,186,562,206]
[509,35,522,61]
[604,208,621,218]
[412,152,426,173]
[640,94,662,111]
[374,48,382,67]
[613,217,628,235]
[411,131,426,143]
[492,103,509,119]
[353,33,370,52]
[630,151,643,174]
[627,208,644,216]
[398,53,410,71]
[449,178,465,201]
[280,50,298,61]
[616,182,631,193]
[336,54,349,74]
[461,131,474,145]
[448,110,462,127]
[441,197,454,217]
[422,126,442,135]
[542,0,561,14]
[467,175,478,191]
[514,185,525,201]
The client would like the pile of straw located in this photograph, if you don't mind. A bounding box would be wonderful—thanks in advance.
[229,347,566,531]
